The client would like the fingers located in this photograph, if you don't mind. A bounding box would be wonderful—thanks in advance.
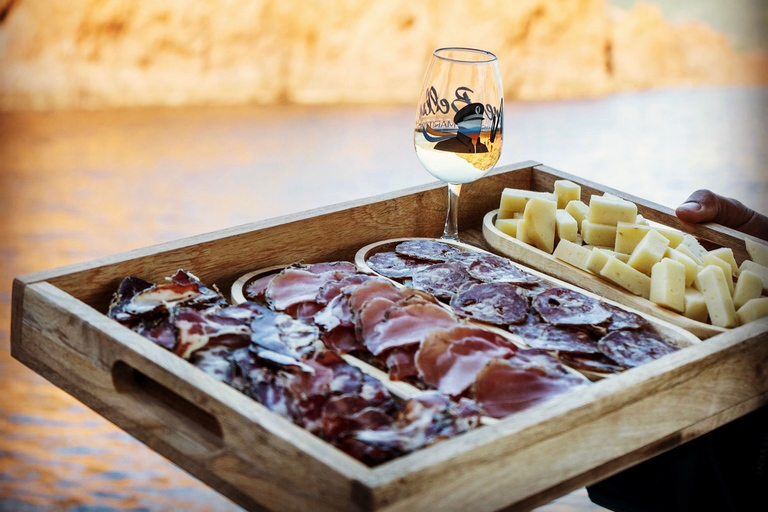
[676,189,768,241]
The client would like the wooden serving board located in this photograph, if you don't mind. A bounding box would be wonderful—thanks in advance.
[11,161,768,512]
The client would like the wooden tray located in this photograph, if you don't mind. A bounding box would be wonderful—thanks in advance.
[11,161,768,512]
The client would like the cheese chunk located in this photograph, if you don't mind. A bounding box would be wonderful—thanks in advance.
[615,222,683,254]
[554,180,581,209]
[495,217,521,238]
[627,229,670,276]
[684,288,709,323]
[523,197,557,253]
[499,189,555,219]
[675,242,704,265]
[582,220,617,247]
[737,297,768,325]
[696,265,739,328]
[738,260,768,294]
[586,248,612,275]
[650,259,686,313]
[516,220,531,244]
[733,270,764,310]
[702,254,735,295]
[745,238,768,266]
[635,214,650,226]
[709,247,739,276]
[565,200,589,228]
[585,246,630,262]
[665,248,699,287]
[681,234,708,262]
[600,256,652,299]
[587,195,638,226]
[555,209,578,242]
[553,239,591,271]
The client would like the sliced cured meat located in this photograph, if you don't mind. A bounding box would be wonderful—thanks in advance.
[512,322,600,354]
[347,277,405,313]
[173,307,251,359]
[450,282,528,325]
[474,355,589,418]
[532,287,611,326]
[557,352,625,374]
[602,303,649,330]
[244,273,278,303]
[307,261,359,277]
[411,262,476,299]
[367,251,433,279]
[363,302,458,356]
[321,325,364,354]
[384,346,419,381]
[316,274,373,304]
[136,319,176,350]
[466,253,538,284]
[191,346,236,383]
[415,326,516,396]
[356,296,398,343]
[597,330,679,368]
[395,239,461,262]
[266,268,330,311]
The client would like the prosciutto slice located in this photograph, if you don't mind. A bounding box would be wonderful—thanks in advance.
[362,301,459,356]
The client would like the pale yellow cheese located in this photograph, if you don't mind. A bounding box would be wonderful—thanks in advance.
[516,220,531,244]
[584,246,630,262]
[650,258,686,313]
[681,234,708,262]
[696,265,739,328]
[499,189,555,219]
[586,247,612,275]
[582,220,617,247]
[737,297,768,325]
[733,270,764,310]
[664,248,699,287]
[600,256,652,299]
[495,217,521,238]
[701,253,735,295]
[554,180,581,209]
[738,260,768,294]
[684,287,709,323]
[555,209,578,242]
[523,197,557,253]
[614,222,650,255]
[635,214,650,226]
[745,238,768,266]
[587,195,638,226]
[627,229,670,276]
[553,239,591,271]
[565,200,589,228]
[675,242,704,265]
[708,247,739,276]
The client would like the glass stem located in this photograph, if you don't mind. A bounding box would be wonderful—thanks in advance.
[441,183,462,241]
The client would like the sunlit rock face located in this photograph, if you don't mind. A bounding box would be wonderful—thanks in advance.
[0,0,765,110]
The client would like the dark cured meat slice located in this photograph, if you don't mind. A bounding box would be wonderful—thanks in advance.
[415,326,516,396]
[557,352,625,374]
[321,325,364,354]
[449,282,528,325]
[347,277,405,313]
[532,287,611,326]
[466,253,538,284]
[384,346,420,381]
[316,274,373,304]
[395,239,461,262]
[597,330,679,368]
[411,262,476,299]
[366,251,432,279]
[173,307,252,359]
[512,322,600,354]
[307,261,359,276]
[602,303,649,330]
[363,302,458,356]
[474,354,589,418]
[190,346,236,383]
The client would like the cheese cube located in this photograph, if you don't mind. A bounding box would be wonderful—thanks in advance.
[681,234,708,262]
[675,241,704,265]
[745,238,768,266]
[702,253,735,295]
[585,246,630,262]
[733,270,764,310]
[553,239,591,271]
[684,288,709,323]
[495,217,521,238]
[499,189,555,219]
[738,260,768,294]
[615,222,683,254]
[635,214,650,226]
[737,297,768,325]
[587,195,638,226]
[708,247,739,276]
[516,220,531,244]
[650,259,686,313]
[555,209,578,242]
[554,180,581,209]
[627,229,670,276]
[586,248,612,275]
[565,200,589,228]
[582,220,617,247]
[523,197,557,253]
[664,248,699,287]
[696,265,739,328]
[600,256,652,299]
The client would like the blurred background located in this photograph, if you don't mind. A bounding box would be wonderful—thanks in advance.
[1,0,766,510]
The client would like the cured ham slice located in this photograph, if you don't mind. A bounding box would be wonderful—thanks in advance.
[415,326,517,396]
[411,262,476,299]
[383,346,420,381]
[449,282,528,325]
[244,273,278,303]
[363,302,459,356]
[597,330,679,368]
[173,307,252,359]
[474,354,589,418]
[266,268,330,311]
[532,287,611,326]
[395,239,461,262]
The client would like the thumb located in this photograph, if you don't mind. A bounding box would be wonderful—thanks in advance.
[676,189,768,240]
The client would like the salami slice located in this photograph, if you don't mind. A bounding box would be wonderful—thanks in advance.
[466,253,538,284]
[411,262,476,299]
[557,352,625,374]
[367,251,432,279]
[449,282,528,325]
[395,239,461,262]
[602,303,649,330]
[532,287,612,326]
[512,322,600,354]
[597,330,679,368]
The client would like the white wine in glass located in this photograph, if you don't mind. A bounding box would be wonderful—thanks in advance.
[414,47,503,241]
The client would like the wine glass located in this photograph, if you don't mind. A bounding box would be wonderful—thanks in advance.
[414,47,503,241]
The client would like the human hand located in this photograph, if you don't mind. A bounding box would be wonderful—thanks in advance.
[675,189,768,241]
